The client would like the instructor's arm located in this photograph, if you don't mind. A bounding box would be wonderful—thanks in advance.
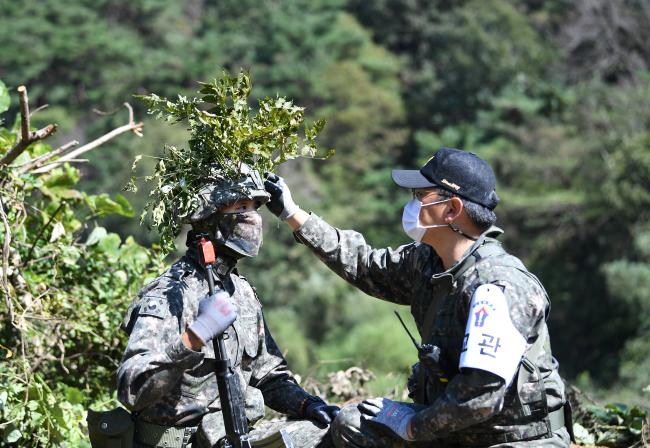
[286,208,309,230]
[264,174,425,305]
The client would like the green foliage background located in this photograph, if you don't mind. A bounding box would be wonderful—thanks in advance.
[0,80,165,443]
[2,0,650,445]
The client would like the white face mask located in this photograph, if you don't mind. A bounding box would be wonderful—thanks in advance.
[402,197,451,242]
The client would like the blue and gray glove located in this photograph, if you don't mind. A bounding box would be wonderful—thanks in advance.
[264,173,300,220]
[304,398,340,426]
[188,291,237,345]
[358,397,416,441]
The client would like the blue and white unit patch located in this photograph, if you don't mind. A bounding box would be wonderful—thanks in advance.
[459,283,527,386]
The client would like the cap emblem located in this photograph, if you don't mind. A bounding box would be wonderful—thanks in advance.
[441,178,461,191]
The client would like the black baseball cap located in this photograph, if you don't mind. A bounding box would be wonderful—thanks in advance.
[392,147,499,210]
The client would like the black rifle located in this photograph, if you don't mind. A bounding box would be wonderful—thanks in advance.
[197,234,252,448]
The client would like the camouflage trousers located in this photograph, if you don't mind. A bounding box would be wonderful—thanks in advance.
[134,418,333,448]
[245,418,334,448]
[330,403,571,448]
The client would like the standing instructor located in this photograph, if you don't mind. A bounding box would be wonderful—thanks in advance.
[264,148,572,447]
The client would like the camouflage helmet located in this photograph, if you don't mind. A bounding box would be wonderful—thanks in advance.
[185,163,270,223]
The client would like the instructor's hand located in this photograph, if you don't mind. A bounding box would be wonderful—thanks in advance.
[264,173,300,220]
[358,398,416,441]
[188,292,237,345]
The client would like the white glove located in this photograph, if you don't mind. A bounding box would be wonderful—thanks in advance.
[188,292,237,344]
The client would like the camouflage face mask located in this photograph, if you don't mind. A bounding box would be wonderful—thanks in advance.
[216,211,263,258]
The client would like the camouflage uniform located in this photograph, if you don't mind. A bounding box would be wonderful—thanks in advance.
[292,213,570,448]
[117,246,332,448]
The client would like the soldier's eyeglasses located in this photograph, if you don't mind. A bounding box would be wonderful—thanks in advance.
[412,189,439,202]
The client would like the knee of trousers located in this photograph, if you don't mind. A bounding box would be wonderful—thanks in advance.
[331,403,362,440]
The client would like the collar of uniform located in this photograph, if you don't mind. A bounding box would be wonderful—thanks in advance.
[212,255,237,278]
[185,247,238,279]
[430,225,503,283]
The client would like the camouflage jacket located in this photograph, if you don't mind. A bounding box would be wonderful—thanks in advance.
[117,251,318,444]
[293,214,566,444]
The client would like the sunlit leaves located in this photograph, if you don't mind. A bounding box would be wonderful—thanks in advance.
[0,79,9,116]
[85,194,135,218]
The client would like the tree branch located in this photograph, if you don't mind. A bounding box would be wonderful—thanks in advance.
[24,202,65,265]
[0,86,58,166]
[16,140,79,174]
[0,195,15,326]
[30,104,49,117]
[19,86,30,143]
[32,103,143,174]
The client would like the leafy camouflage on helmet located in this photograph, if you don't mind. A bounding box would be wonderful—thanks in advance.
[131,71,332,254]
[186,163,270,223]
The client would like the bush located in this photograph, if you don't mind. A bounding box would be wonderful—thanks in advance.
[0,81,164,446]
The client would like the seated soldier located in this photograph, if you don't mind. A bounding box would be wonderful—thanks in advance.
[117,164,338,448]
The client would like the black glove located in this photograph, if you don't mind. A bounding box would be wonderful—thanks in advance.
[304,399,340,426]
[264,173,300,220]
[407,362,420,401]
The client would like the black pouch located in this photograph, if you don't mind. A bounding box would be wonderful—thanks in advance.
[87,407,134,448]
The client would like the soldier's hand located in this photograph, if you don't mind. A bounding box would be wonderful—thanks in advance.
[188,292,237,345]
[358,397,416,441]
[264,173,300,220]
[305,399,340,426]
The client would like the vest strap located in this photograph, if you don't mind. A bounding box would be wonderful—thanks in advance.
[548,407,566,432]
[417,241,507,403]
[454,239,505,280]
[420,240,570,444]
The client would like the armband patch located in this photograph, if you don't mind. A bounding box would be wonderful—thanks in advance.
[138,296,168,319]
[459,284,526,386]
